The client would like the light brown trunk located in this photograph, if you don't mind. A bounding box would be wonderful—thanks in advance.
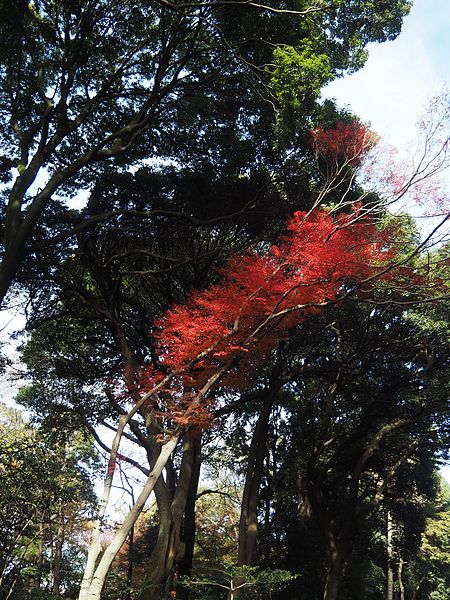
[82,434,180,600]
[398,554,405,600]
[386,511,394,600]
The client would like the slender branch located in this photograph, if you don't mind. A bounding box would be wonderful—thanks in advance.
[85,422,150,476]
[154,0,330,16]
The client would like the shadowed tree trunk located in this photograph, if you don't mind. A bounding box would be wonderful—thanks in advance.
[124,525,134,600]
[237,395,274,568]
[139,431,201,600]
[176,432,202,600]
[228,376,283,600]
[322,532,350,600]
[52,503,65,595]
[35,514,45,591]
[398,553,405,600]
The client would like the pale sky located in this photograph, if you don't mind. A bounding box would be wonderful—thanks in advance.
[324,0,450,147]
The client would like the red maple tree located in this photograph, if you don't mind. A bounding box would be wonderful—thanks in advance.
[145,206,398,424]
[311,121,379,168]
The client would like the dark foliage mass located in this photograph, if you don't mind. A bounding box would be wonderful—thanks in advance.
[1,2,449,600]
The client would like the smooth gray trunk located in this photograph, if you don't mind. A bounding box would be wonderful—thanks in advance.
[80,435,179,600]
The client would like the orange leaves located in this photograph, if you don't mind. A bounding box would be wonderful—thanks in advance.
[145,207,397,426]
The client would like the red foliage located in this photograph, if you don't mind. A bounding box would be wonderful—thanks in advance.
[311,121,379,168]
[146,207,397,423]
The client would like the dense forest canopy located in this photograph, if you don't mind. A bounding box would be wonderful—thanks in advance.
[0,2,449,600]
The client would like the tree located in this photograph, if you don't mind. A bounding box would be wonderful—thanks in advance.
[17,110,449,600]
[0,402,98,599]
[415,479,450,600]
[182,562,296,600]
[74,198,443,600]
[247,290,449,600]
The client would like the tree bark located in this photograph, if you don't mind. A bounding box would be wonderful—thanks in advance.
[82,434,180,600]
[176,432,202,600]
[237,395,274,567]
[52,503,65,595]
[323,534,348,600]
[386,511,394,600]
[35,514,45,591]
[124,525,134,600]
[139,431,201,600]
[398,553,405,600]
[228,390,277,600]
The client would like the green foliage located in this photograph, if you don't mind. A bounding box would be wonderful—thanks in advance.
[0,403,98,598]
[423,508,450,565]
[399,478,450,600]
[269,42,333,138]
[182,560,297,598]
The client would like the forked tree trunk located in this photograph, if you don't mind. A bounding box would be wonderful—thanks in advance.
[323,534,348,600]
[139,431,201,600]
[80,434,180,600]
[80,328,232,600]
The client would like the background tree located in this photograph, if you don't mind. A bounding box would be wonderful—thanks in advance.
[5,5,450,600]
[0,402,98,599]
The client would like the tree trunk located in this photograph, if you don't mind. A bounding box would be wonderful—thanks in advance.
[176,432,202,600]
[398,553,405,600]
[323,535,347,600]
[228,393,275,599]
[80,434,179,600]
[386,511,394,600]
[238,395,275,567]
[124,525,134,600]
[52,504,65,595]
[35,514,45,590]
[139,431,200,600]
[80,325,236,600]
[137,497,172,600]
[0,160,53,307]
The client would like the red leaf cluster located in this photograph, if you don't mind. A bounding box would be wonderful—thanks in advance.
[311,121,379,168]
[147,207,395,423]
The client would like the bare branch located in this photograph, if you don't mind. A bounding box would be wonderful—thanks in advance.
[154,0,330,17]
